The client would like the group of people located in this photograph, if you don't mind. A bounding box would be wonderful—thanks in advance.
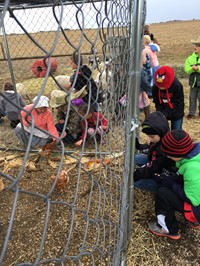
[133,29,200,241]
[0,52,109,149]
[1,29,200,241]
[141,25,200,125]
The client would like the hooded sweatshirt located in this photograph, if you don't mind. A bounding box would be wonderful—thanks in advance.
[176,142,200,206]
[134,111,176,180]
[70,64,99,103]
[171,142,200,223]
[0,91,26,121]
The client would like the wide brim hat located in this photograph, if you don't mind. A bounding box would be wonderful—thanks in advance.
[191,36,200,45]
[50,90,67,108]
[50,86,88,108]
[33,95,49,108]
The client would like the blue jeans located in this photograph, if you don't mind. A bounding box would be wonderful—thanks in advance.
[134,179,158,192]
[135,153,148,166]
[134,153,158,192]
[171,118,183,130]
[55,123,78,143]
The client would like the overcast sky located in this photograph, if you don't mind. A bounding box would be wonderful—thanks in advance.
[146,0,199,23]
[1,0,199,34]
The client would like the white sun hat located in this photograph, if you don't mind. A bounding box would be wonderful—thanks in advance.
[33,95,49,108]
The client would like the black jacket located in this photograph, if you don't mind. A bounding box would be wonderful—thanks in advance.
[152,76,184,121]
[134,111,176,181]
[70,65,99,103]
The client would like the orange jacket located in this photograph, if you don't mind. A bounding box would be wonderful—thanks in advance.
[21,104,59,139]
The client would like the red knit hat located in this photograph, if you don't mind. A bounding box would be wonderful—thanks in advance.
[161,130,194,157]
[155,66,175,109]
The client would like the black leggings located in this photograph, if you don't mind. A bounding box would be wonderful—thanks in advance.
[155,187,184,234]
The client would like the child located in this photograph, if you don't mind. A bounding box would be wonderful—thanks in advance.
[148,130,200,240]
[152,66,184,130]
[65,52,100,111]
[184,36,200,119]
[143,35,160,87]
[134,111,176,192]
[50,90,82,143]
[15,95,61,147]
[0,82,26,128]
[75,103,108,146]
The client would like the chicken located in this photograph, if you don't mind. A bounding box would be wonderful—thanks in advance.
[49,170,69,192]
[41,140,56,157]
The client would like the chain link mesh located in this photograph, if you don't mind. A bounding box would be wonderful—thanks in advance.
[0,0,145,265]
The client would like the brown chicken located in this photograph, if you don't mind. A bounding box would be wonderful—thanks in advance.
[41,140,56,157]
[49,170,69,192]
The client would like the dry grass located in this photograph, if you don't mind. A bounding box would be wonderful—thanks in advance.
[127,21,200,266]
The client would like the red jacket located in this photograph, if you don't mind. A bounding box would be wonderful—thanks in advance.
[80,112,107,140]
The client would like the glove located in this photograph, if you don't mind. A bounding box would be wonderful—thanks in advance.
[42,140,56,156]
[135,137,140,150]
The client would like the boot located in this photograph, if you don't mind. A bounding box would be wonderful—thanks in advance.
[144,105,150,119]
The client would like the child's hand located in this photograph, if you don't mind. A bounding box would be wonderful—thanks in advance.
[192,65,199,71]
[99,125,107,131]
[61,132,67,138]
[75,139,83,146]
[59,119,65,124]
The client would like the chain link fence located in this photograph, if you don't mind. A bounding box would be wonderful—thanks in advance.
[0,0,146,265]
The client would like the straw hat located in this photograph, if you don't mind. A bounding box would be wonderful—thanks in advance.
[50,86,88,108]
[50,90,67,108]
[191,36,200,45]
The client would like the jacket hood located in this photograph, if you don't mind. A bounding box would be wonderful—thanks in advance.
[142,111,170,138]
[186,142,200,159]
[80,64,92,78]
[4,91,19,101]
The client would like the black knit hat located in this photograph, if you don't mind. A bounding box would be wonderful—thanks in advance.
[161,130,194,157]
[142,125,158,135]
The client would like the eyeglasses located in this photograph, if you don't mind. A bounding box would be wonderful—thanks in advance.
[194,44,200,47]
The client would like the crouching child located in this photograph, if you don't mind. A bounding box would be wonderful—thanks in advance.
[148,130,200,240]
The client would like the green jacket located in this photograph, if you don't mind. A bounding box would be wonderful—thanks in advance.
[184,52,200,88]
[176,145,200,206]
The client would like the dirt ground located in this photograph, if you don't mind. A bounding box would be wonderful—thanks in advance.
[0,108,124,265]
[0,78,200,265]
[0,19,200,265]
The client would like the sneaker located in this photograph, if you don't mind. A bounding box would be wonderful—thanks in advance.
[188,222,200,229]
[187,114,195,119]
[148,221,181,240]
